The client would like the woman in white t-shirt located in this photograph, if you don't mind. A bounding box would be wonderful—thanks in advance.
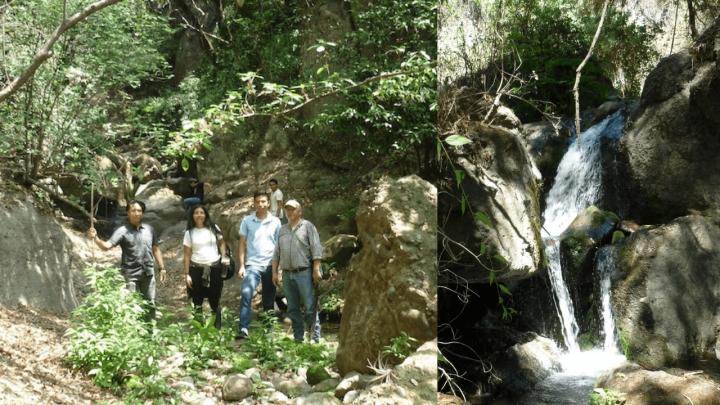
[183,205,227,329]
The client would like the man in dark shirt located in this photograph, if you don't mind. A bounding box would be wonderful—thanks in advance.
[87,200,166,320]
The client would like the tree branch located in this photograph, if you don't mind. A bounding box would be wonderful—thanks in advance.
[0,0,123,103]
[573,0,610,135]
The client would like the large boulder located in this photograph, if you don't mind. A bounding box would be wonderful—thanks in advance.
[440,124,543,283]
[610,215,720,368]
[596,363,720,405]
[618,24,720,224]
[0,198,78,312]
[336,176,436,374]
[135,185,186,238]
[322,234,360,268]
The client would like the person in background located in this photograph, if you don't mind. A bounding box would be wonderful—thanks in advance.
[236,192,282,339]
[183,205,228,329]
[269,179,285,225]
[87,200,166,321]
[183,178,204,212]
[272,199,323,343]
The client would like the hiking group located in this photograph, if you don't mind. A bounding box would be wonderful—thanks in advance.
[87,178,325,343]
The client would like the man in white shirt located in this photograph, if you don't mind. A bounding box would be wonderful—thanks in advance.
[236,191,282,339]
[269,179,285,224]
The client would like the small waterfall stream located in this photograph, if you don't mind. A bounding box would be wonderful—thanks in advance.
[541,110,624,351]
[520,111,627,403]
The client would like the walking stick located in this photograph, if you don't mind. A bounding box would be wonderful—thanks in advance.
[90,183,95,263]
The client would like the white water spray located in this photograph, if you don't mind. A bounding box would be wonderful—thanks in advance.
[596,246,619,353]
[541,111,624,352]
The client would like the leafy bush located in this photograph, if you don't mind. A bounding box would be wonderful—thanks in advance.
[383,332,420,361]
[243,312,335,371]
[65,266,168,396]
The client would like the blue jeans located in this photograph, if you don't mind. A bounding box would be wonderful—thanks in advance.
[283,269,320,342]
[239,265,276,331]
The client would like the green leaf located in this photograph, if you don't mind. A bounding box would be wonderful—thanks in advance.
[479,244,486,256]
[181,158,190,172]
[474,211,492,226]
[453,169,465,186]
[445,135,472,147]
[493,254,508,264]
[499,283,512,296]
[460,197,466,215]
[488,270,496,285]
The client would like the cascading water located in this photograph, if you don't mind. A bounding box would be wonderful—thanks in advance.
[541,110,625,352]
[515,111,627,404]
[596,246,620,353]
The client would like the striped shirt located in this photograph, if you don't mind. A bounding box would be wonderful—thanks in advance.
[273,219,323,270]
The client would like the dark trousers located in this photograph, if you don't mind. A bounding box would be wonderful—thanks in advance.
[188,263,224,328]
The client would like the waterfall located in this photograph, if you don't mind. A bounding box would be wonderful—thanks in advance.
[541,111,624,352]
[596,247,619,353]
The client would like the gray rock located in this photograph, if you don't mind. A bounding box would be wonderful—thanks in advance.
[440,124,543,284]
[322,234,360,268]
[295,392,342,405]
[495,335,562,394]
[336,176,437,375]
[618,52,720,224]
[334,372,373,399]
[611,215,720,368]
[307,365,332,386]
[275,376,311,398]
[312,378,339,393]
[269,391,290,403]
[342,390,359,404]
[222,374,254,401]
[596,362,720,405]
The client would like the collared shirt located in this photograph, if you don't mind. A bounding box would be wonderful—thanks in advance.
[239,212,281,267]
[273,219,323,271]
[270,189,284,219]
[107,223,158,277]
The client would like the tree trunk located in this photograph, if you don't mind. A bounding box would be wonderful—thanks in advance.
[687,0,698,40]
[574,0,611,135]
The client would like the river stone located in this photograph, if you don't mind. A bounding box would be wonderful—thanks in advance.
[334,372,370,400]
[336,176,437,374]
[295,392,342,405]
[312,378,339,393]
[268,391,289,403]
[610,215,720,368]
[441,124,543,283]
[596,363,720,405]
[222,375,253,401]
[275,376,311,398]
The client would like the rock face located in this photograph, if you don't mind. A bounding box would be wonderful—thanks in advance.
[611,215,720,368]
[596,363,720,405]
[322,234,360,268]
[222,375,253,401]
[336,176,437,374]
[494,334,562,395]
[441,124,543,283]
[618,24,720,223]
[0,199,78,312]
[135,184,186,238]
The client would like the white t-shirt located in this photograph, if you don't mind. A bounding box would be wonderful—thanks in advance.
[183,227,222,265]
[270,189,284,219]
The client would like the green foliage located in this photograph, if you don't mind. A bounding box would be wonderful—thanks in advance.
[611,230,625,244]
[590,388,625,405]
[618,328,633,359]
[383,332,420,361]
[168,0,436,172]
[243,313,335,372]
[0,0,173,180]
[487,0,658,119]
[64,266,168,397]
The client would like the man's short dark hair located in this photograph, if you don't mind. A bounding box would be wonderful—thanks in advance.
[126,200,146,212]
[254,191,270,200]
[269,178,278,185]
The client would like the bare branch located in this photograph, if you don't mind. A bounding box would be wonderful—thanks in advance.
[573,0,610,135]
[0,0,123,103]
